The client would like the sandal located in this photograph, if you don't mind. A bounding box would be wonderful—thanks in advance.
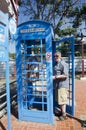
[55,112,62,117]
[58,115,68,121]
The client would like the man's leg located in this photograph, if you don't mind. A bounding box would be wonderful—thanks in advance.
[58,88,68,120]
[60,104,66,116]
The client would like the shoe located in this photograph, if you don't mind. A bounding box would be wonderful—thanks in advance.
[55,108,62,117]
[28,106,33,110]
[58,115,68,121]
[55,112,62,117]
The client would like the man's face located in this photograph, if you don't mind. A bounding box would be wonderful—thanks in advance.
[54,53,60,62]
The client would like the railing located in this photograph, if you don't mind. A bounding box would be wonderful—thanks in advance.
[63,57,86,73]
[74,57,86,72]
[0,80,17,118]
[0,57,86,79]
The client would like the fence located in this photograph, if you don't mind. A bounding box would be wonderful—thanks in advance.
[74,57,86,72]
[0,59,15,78]
[0,80,17,118]
[0,57,86,78]
[63,57,86,73]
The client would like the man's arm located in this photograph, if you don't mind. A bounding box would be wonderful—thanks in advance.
[55,75,67,79]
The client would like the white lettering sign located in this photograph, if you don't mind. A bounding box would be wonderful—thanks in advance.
[20,28,45,33]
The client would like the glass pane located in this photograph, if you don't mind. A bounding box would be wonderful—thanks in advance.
[21,39,47,111]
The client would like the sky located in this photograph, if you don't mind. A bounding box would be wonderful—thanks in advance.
[9,41,16,53]
[9,0,86,53]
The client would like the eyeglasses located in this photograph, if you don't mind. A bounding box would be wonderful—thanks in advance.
[54,55,59,57]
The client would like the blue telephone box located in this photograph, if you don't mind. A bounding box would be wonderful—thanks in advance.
[15,20,75,124]
[16,20,54,124]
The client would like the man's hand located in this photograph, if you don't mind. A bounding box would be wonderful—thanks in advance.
[52,76,56,80]
[55,75,67,79]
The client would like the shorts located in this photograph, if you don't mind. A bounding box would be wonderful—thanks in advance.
[55,87,68,105]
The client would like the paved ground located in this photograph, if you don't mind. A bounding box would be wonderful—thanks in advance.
[0,79,86,130]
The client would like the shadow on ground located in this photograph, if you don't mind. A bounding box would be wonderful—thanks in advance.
[0,121,6,130]
[55,107,86,128]
[68,114,86,128]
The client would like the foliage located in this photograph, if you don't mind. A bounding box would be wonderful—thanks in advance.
[18,0,86,37]
[9,53,16,59]
[18,0,86,56]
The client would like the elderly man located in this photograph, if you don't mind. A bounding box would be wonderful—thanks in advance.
[53,51,69,121]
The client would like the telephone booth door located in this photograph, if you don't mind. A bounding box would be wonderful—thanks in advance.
[53,37,75,116]
[16,21,54,124]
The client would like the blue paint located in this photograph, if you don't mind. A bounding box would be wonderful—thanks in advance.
[53,37,75,116]
[16,20,54,124]
[15,20,75,125]
[0,11,11,130]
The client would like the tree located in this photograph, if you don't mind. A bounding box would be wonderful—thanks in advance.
[18,0,86,56]
[18,0,85,35]
[9,53,16,59]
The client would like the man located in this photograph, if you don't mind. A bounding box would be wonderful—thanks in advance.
[53,51,69,120]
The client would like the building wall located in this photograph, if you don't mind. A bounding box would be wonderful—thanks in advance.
[0,0,18,23]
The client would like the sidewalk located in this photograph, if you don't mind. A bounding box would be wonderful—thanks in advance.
[0,79,86,130]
